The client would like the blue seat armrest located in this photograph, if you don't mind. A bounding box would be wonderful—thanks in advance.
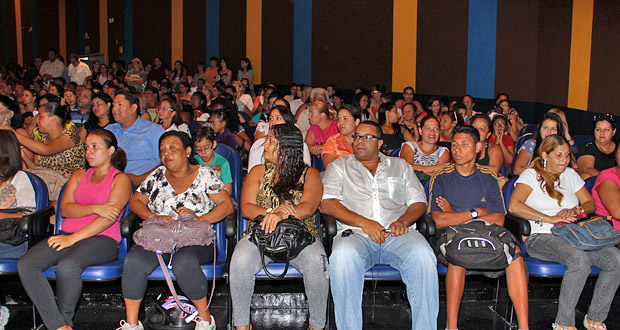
[417,213,436,238]
[225,205,238,239]
[505,212,531,241]
[20,206,55,247]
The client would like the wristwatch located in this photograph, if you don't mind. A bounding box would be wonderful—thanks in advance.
[265,208,274,214]
[470,209,479,219]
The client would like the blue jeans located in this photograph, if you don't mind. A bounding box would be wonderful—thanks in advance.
[329,230,438,330]
[525,233,620,325]
[0,241,28,258]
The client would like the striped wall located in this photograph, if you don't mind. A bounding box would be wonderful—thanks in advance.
[1,1,619,115]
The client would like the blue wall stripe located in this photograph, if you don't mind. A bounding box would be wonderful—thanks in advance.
[77,0,85,54]
[293,0,311,85]
[206,0,219,60]
[466,0,497,99]
[1,0,8,65]
[30,0,37,60]
[120,0,133,65]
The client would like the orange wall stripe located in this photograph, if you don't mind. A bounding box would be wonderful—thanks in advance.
[567,0,594,110]
[171,0,183,64]
[14,0,22,65]
[246,0,261,85]
[99,0,108,62]
[392,0,417,92]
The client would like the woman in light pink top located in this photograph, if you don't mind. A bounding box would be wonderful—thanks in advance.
[18,129,132,330]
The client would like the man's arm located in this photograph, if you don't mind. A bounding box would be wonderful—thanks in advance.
[321,198,386,243]
[388,201,426,236]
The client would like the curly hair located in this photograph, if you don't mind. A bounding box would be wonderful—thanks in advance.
[270,123,306,201]
[529,134,569,206]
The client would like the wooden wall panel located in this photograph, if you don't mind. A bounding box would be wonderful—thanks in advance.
[183,0,206,74]
[495,0,539,102]
[5,0,18,64]
[534,0,572,107]
[34,0,59,60]
[106,0,123,64]
[219,0,245,76]
[261,0,293,85]
[85,0,100,54]
[311,0,392,90]
[416,0,469,97]
[65,0,78,56]
[133,0,170,67]
[588,0,620,115]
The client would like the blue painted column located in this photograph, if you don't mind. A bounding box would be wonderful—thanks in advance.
[206,0,219,60]
[30,0,38,59]
[466,0,497,99]
[293,0,311,85]
[1,0,8,65]
[78,0,86,54]
[120,0,133,65]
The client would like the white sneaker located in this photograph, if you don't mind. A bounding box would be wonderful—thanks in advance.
[116,320,144,330]
[195,316,216,330]
[0,306,9,330]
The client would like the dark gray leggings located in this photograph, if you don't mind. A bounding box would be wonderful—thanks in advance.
[122,244,215,301]
[17,234,119,330]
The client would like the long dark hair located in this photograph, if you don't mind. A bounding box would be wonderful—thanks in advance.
[377,102,399,132]
[0,130,22,181]
[158,97,186,128]
[271,123,306,201]
[534,112,566,158]
[353,91,372,120]
[83,93,115,134]
[87,129,127,171]
[0,95,24,130]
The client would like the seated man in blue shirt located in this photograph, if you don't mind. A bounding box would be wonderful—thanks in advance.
[106,90,165,185]
[322,121,438,330]
[428,125,529,330]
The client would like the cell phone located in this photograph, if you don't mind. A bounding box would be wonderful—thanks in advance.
[382,229,392,233]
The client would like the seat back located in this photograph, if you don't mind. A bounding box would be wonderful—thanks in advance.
[389,148,401,157]
[215,143,242,204]
[25,171,49,211]
[311,154,324,172]
[572,135,594,151]
[502,176,520,210]
[584,176,597,194]
[55,184,130,259]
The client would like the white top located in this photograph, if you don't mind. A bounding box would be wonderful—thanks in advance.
[322,153,426,236]
[68,61,92,85]
[236,94,254,112]
[39,59,65,78]
[516,167,584,234]
[0,171,36,210]
[289,99,304,115]
[164,122,191,137]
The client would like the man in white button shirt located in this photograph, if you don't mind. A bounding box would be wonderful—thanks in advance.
[39,49,65,82]
[67,53,91,85]
[321,120,438,330]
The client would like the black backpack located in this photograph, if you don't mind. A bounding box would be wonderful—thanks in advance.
[433,220,521,270]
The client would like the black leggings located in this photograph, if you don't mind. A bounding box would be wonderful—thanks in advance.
[122,244,215,300]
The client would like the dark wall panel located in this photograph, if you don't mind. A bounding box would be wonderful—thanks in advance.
[35,0,59,60]
[5,0,18,64]
[183,0,206,74]
[588,0,620,115]
[495,0,539,102]
[261,0,293,85]
[311,1,392,90]
[133,0,170,67]
[20,1,32,64]
[85,0,100,54]
[107,0,124,63]
[416,0,468,97]
[65,0,78,55]
[219,0,245,76]
[534,0,572,107]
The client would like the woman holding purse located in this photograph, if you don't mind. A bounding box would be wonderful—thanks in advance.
[230,123,328,330]
[118,131,233,330]
[509,134,620,330]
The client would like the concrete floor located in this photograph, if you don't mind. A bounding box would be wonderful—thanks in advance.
[2,275,620,330]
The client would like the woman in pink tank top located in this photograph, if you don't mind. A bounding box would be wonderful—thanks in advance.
[18,129,132,330]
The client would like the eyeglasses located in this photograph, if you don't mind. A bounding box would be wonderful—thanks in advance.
[493,122,506,128]
[352,133,380,141]
[195,146,213,153]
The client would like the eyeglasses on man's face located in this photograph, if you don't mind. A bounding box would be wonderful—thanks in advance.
[352,133,380,141]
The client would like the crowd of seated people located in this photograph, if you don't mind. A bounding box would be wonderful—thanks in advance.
[1,52,620,330]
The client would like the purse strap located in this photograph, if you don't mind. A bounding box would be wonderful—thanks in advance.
[259,247,290,279]
[155,243,216,323]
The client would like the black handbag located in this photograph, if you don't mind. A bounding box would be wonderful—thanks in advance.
[249,214,315,279]
[0,208,32,246]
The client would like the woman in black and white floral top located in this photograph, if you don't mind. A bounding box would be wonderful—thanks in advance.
[118,131,233,330]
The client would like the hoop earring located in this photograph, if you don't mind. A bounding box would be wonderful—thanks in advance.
[543,159,547,170]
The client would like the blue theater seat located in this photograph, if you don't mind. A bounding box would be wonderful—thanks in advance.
[43,183,131,281]
[0,172,55,275]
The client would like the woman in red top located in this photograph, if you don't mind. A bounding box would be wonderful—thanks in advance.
[305,101,338,156]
